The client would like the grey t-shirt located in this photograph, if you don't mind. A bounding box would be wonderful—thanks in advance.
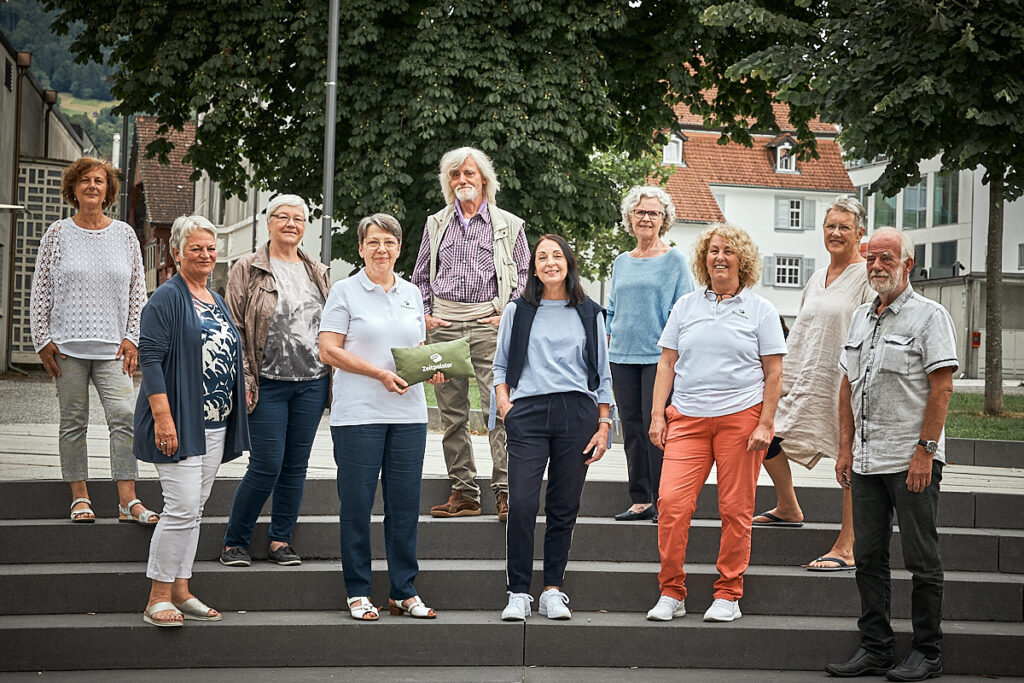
[260,259,327,381]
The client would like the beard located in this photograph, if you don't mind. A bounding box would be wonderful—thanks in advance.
[869,268,904,296]
[455,186,479,203]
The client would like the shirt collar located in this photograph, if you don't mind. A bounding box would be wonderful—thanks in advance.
[357,267,397,294]
[868,282,914,318]
[454,197,490,229]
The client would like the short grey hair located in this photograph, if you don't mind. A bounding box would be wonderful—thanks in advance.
[169,215,217,256]
[267,194,309,223]
[824,195,867,232]
[870,227,915,261]
[438,147,500,206]
[620,185,676,236]
[356,213,402,244]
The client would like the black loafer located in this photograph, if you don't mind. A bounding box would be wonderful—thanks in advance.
[885,650,942,681]
[614,506,655,521]
[267,544,301,566]
[825,648,895,677]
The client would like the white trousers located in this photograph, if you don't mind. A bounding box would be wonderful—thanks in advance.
[146,427,226,582]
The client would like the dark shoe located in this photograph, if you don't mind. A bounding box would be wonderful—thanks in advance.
[825,648,895,677]
[614,505,655,521]
[429,491,482,518]
[219,546,251,567]
[885,650,942,681]
[267,544,301,566]
[496,491,509,522]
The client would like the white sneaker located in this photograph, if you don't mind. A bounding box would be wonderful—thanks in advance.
[703,598,741,622]
[646,595,686,621]
[501,592,534,621]
[538,588,571,620]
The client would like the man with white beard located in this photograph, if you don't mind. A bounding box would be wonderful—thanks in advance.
[412,147,529,521]
[826,228,957,682]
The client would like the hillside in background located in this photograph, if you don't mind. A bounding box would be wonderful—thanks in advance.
[1,0,118,157]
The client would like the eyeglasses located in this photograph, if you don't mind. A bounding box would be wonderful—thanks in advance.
[632,210,663,219]
[824,223,856,233]
[363,238,400,251]
[270,214,304,225]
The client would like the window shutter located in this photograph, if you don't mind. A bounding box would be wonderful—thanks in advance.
[763,256,776,286]
[801,257,816,286]
[802,199,816,230]
[775,198,789,231]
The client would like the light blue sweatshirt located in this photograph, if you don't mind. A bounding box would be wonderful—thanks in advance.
[606,249,693,364]
[493,299,613,405]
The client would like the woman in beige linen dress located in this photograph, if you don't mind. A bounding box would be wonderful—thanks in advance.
[752,196,874,571]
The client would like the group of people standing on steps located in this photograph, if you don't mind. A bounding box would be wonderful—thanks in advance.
[32,149,955,681]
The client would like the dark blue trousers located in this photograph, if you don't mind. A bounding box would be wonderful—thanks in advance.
[223,376,328,548]
[504,391,597,593]
[853,460,944,660]
[331,422,427,600]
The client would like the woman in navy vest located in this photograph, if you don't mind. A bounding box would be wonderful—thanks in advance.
[492,233,613,622]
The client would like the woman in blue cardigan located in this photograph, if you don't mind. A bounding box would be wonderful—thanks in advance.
[493,233,613,622]
[134,215,250,627]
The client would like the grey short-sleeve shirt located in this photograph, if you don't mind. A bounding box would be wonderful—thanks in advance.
[260,259,327,381]
[839,285,958,475]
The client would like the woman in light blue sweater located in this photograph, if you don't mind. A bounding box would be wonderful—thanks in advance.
[606,186,693,523]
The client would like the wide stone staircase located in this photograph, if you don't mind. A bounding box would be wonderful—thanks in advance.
[0,476,1021,675]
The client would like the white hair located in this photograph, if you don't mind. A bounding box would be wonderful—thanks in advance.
[824,195,867,231]
[169,215,217,256]
[620,185,676,236]
[870,227,915,261]
[267,194,309,223]
[438,147,500,206]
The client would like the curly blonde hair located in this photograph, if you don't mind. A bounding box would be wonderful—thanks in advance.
[691,223,762,289]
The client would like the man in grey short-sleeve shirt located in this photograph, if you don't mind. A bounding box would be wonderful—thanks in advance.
[827,229,957,681]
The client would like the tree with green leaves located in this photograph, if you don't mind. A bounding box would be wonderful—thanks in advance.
[704,0,1024,414]
[43,0,795,281]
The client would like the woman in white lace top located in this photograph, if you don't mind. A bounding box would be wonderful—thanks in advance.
[29,157,157,525]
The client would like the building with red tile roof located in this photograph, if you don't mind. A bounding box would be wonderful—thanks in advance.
[128,116,196,291]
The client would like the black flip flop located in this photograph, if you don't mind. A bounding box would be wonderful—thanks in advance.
[804,556,856,572]
[752,511,804,527]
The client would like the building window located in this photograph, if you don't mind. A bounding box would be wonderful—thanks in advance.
[931,240,957,278]
[763,255,815,288]
[856,185,870,210]
[902,180,927,229]
[775,197,815,231]
[5,60,13,91]
[662,135,684,165]
[776,146,796,172]
[911,244,926,280]
[1019,244,1024,270]
[874,193,897,229]
[933,171,959,225]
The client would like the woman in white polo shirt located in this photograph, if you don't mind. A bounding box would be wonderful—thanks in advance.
[318,214,445,622]
[645,223,786,624]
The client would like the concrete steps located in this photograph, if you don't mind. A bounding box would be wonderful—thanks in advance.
[0,478,1021,675]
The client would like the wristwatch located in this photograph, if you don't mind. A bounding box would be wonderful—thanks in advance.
[598,417,613,426]
[917,439,939,455]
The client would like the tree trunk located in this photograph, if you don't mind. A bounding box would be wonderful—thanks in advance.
[984,174,1004,415]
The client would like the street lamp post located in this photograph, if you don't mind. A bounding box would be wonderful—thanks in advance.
[320,0,339,269]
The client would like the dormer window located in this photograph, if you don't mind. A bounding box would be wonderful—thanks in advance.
[662,133,687,166]
[766,134,799,173]
[776,146,796,172]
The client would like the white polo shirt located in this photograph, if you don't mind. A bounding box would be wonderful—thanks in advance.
[319,269,427,426]
[658,288,787,417]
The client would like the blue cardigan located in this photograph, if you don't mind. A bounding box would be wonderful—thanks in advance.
[133,274,250,464]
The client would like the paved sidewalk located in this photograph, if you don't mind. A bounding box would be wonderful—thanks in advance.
[1,376,1021,495]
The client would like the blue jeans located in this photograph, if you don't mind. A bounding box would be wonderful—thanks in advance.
[223,376,328,548]
[331,422,427,600]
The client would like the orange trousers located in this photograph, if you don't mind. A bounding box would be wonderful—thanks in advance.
[656,403,767,602]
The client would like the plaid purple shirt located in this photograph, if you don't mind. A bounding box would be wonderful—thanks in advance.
[411,201,530,315]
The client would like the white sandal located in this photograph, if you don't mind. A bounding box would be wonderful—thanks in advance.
[118,498,159,524]
[70,497,95,523]
[389,596,437,619]
[347,596,379,621]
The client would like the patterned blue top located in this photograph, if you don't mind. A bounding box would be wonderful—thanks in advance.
[192,296,238,427]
